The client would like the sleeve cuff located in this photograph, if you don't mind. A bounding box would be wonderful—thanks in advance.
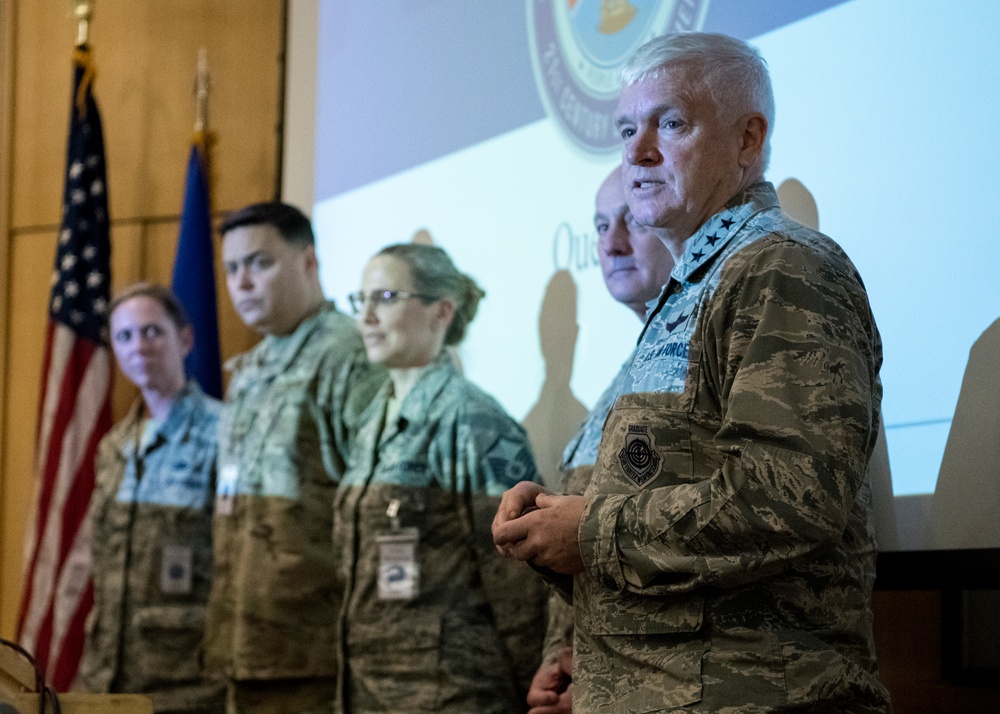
[579,492,632,592]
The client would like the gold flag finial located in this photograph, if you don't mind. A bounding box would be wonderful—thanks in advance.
[74,0,94,47]
[195,48,211,133]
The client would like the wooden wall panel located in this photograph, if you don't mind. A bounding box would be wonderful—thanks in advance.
[11,0,284,230]
[1,227,57,637]
[1,0,279,638]
[7,0,69,229]
[0,0,16,549]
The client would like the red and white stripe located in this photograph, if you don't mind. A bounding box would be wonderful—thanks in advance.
[17,321,111,689]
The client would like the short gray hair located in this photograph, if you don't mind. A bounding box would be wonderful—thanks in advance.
[622,32,775,169]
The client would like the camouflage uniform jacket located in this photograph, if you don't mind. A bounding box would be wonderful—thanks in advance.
[561,358,632,495]
[81,381,221,712]
[543,358,632,662]
[574,183,891,713]
[204,302,385,681]
[334,354,547,713]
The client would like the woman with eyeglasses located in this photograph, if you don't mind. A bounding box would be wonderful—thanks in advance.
[334,244,547,713]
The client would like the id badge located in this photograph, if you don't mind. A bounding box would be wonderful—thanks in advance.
[160,545,193,594]
[376,528,420,601]
[216,463,238,516]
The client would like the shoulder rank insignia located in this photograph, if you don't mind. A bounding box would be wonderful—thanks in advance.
[484,435,536,488]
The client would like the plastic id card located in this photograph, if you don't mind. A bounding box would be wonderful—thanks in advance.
[376,528,420,601]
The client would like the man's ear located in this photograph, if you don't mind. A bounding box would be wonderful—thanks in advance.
[737,113,768,169]
[302,244,319,275]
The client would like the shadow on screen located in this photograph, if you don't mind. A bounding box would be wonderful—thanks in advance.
[930,317,1000,549]
[522,269,588,489]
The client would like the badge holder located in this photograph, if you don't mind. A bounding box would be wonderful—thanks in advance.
[215,463,238,516]
[376,498,420,601]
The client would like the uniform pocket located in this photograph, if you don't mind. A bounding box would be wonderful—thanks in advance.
[575,628,706,713]
[613,634,706,713]
[346,613,442,711]
[132,605,206,686]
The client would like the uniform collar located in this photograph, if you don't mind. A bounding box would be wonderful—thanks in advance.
[394,351,457,430]
[638,182,779,343]
[669,181,779,283]
[225,300,340,375]
[123,380,203,457]
[158,380,205,437]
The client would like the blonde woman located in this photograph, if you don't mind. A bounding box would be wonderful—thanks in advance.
[334,244,546,713]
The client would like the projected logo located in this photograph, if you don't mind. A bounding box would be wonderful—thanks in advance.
[527,0,708,155]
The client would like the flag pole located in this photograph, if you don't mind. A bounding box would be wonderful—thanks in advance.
[171,49,223,398]
[195,47,209,134]
[192,48,213,182]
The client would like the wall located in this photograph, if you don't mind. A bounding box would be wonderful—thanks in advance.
[0,0,281,638]
[873,590,1000,713]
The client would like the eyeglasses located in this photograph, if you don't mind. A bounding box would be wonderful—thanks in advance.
[347,289,438,314]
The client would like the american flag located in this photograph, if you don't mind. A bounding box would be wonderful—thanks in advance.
[17,46,113,691]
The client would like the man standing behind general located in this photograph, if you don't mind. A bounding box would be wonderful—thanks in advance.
[527,166,674,714]
[203,202,385,714]
[495,32,890,713]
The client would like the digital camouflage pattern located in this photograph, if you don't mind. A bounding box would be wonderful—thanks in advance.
[81,382,223,713]
[574,183,890,713]
[544,358,633,661]
[204,303,385,682]
[561,358,632,486]
[334,354,547,714]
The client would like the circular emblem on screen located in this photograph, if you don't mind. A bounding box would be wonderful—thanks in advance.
[527,0,709,155]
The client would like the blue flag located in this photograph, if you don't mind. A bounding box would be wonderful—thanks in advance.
[171,140,222,398]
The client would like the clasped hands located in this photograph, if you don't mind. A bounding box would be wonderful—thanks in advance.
[491,481,588,575]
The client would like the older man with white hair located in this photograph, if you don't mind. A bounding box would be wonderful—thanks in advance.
[496,32,890,713]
